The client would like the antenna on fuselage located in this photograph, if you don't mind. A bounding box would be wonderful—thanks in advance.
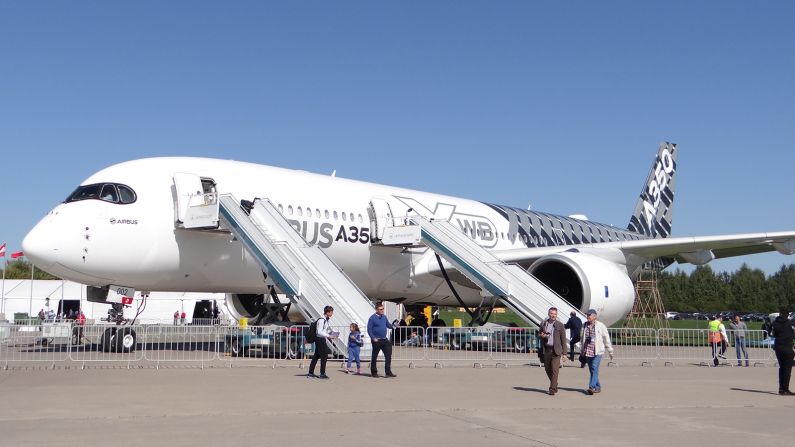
[331,170,336,177]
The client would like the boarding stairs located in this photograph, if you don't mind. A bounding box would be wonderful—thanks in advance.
[218,195,374,354]
[408,216,586,326]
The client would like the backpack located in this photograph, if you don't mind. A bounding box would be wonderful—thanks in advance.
[305,318,321,343]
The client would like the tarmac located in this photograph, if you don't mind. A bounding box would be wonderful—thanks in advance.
[1,362,793,447]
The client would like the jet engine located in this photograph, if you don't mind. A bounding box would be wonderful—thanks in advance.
[225,293,267,321]
[528,252,635,326]
[225,293,303,324]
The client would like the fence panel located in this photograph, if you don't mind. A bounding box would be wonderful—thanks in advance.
[1,322,70,367]
[726,329,773,366]
[657,328,718,365]
[143,325,219,366]
[607,328,658,366]
[388,326,426,366]
[222,325,307,367]
[489,327,540,366]
[68,324,146,366]
[425,327,492,366]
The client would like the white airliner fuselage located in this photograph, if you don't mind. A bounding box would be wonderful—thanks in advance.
[22,144,795,326]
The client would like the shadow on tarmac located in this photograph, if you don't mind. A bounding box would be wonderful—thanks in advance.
[730,387,779,395]
[513,386,589,395]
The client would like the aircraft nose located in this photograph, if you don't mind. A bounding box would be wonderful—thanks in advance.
[22,215,60,269]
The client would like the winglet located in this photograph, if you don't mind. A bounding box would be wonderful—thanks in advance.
[627,142,678,239]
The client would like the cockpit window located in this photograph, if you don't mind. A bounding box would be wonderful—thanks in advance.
[100,184,118,202]
[118,185,136,204]
[66,184,102,201]
[64,183,137,205]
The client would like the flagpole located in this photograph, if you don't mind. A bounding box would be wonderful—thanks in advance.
[29,261,34,317]
[1,260,6,317]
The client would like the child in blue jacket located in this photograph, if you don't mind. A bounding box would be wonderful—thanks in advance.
[346,323,363,374]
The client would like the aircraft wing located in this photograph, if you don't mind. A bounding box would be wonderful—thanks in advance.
[491,231,795,267]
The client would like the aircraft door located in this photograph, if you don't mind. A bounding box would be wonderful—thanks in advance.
[368,197,394,242]
[173,173,219,229]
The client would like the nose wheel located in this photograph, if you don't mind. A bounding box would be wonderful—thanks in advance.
[100,327,137,353]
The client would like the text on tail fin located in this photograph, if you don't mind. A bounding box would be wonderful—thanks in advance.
[628,142,678,238]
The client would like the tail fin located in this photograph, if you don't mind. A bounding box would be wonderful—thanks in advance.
[627,142,678,238]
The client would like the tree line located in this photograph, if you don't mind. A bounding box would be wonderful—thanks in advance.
[658,263,795,313]
[1,259,60,280]
[3,258,795,313]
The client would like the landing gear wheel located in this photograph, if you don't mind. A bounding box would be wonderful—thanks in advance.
[115,328,137,353]
[513,338,528,353]
[449,337,462,350]
[230,338,247,357]
[101,328,116,352]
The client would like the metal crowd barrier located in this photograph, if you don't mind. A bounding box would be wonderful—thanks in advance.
[488,327,539,367]
[387,326,426,367]
[425,327,492,367]
[607,328,658,366]
[70,324,145,367]
[0,322,70,367]
[143,325,219,368]
[0,323,778,370]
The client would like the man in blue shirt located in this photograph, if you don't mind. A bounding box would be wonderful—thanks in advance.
[367,302,397,378]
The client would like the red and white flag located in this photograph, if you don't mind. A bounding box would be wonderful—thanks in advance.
[10,251,24,259]
[0,243,6,257]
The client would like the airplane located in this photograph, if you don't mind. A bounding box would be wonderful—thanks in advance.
[21,142,795,344]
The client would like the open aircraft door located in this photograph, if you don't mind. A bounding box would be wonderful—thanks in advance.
[173,173,219,229]
[368,197,394,242]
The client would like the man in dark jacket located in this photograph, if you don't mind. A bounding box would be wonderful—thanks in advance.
[539,307,568,395]
[771,308,795,395]
[564,311,583,362]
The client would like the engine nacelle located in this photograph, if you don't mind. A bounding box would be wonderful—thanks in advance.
[225,293,266,321]
[225,293,304,323]
[528,252,635,326]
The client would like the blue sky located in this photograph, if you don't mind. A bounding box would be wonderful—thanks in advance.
[1,1,794,275]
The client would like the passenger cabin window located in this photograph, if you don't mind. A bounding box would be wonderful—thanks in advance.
[64,183,137,205]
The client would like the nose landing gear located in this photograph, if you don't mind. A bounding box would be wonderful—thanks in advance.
[99,327,138,353]
[99,304,138,353]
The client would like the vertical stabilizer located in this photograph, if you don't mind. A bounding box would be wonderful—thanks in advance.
[627,142,678,238]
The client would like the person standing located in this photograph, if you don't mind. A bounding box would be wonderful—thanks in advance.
[708,315,727,366]
[180,311,186,325]
[173,310,180,325]
[367,302,397,378]
[730,315,750,367]
[539,307,567,395]
[771,308,794,395]
[308,306,337,379]
[346,323,363,374]
[564,311,583,362]
[581,309,614,395]
[73,311,86,345]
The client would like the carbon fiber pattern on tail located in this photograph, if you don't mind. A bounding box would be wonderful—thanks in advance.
[627,142,677,239]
